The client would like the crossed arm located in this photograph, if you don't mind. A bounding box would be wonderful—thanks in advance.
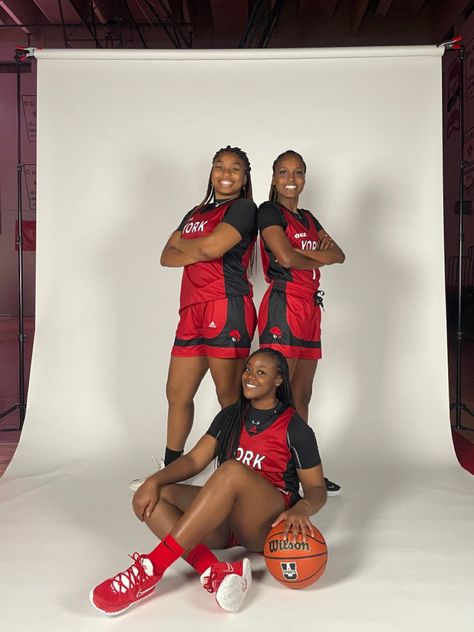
[261,225,345,271]
[160,223,243,268]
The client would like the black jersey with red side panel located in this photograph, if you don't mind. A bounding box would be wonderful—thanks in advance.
[258,202,323,300]
[206,402,321,504]
[177,198,257,308]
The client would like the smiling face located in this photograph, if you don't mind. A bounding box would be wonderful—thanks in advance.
[242,352,283,409]
[272,154,306,208]
[211,151,247,200]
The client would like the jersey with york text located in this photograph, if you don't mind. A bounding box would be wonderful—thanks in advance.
[258,202,323,299]
[177,198,257,308]
[206,402,321,504]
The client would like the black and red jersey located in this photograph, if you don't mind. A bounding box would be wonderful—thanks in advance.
[207,402,321,504]
[258,202,323,300]
[177,198,257,308]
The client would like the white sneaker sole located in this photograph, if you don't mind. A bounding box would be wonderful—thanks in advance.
[215,558,252,612]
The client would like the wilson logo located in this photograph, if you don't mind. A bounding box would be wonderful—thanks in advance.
[268,539,310,553]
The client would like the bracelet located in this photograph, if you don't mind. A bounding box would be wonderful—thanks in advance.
[299,499,312,513]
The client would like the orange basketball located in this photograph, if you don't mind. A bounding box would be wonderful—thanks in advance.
[263,522,328,589]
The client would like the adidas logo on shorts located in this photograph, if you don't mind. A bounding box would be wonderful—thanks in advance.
[208,321,217,328]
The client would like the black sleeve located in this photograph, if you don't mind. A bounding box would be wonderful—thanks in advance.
[176,207,197,232]
[221,199,257,237]
[305,210,324,233]
[287,414,321,469]
[257,201,287,232]
[206,404,238,439]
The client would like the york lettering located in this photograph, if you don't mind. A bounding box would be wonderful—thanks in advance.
[236,447,266,470]
[183,220,208,234]
[301,240,318,251]
[269,539,310,553]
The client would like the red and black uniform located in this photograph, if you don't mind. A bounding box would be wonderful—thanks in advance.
[257,202,324,359]
[172,198,257,358]
[206,401,321,508]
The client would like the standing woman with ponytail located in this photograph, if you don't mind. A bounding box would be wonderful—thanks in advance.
[257,150,345,495]
[91,349,327,616]
[155,146,257,471]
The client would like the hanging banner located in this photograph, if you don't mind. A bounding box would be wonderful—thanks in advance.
[448,59,460,111]
[22,94,37,141]
[24,163,36,211]
[15,220,36,251]
[467,38,474,101]
[464,126,474,192]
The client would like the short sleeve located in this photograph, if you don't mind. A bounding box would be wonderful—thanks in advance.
[257,202,287,232]
[176,208,197,232]
[221,199,257,237]
[206,405,238,439]
[287,414,321,469]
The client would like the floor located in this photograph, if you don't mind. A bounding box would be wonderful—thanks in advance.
[1,316,473,477]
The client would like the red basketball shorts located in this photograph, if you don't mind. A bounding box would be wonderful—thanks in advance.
[172,295,257,359]
[258,287,322,360]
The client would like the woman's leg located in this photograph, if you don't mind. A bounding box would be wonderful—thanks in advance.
[290,358,318,422]
[143,483,230,549]
[208,357,247,407]
[165,356,209,452]
[169,460,285,553]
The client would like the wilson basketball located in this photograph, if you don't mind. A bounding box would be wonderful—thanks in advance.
[263,522,327,589]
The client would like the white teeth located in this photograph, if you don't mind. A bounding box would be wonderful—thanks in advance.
[221,180,232,185]
[285,185,296,189]
[245,383,257,389]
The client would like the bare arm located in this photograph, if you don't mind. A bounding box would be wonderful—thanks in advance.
[271,464,327,543]
[295,230,345,265]
[175,222,243,261]
[261,225,325,270]
[132,434,217,520]
[160,231,199,267]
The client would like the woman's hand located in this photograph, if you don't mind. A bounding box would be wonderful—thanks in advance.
[271,501,315,543]
[132,477,162,522]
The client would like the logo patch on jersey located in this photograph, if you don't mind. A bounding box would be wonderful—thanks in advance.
[208,321,217,329]
[269,326,283,340]
[280,562,298,581]
[294,232,307,239]
[229,329,241,343]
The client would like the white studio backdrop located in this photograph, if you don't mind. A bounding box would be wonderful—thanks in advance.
[1,47,473,632]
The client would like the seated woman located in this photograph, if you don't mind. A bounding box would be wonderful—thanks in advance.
[90,349,327,615]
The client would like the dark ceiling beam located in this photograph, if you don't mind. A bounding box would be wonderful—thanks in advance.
[350,0,370,32]
[431,0,472,40]
[209,0,247,40]
[374,0,393,19]
[67,0,104,46]
[186,0,213,37]
[0,0,48,29]
[298,0,338,20]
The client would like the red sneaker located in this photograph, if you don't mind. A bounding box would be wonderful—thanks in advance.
[200,558,252,612]
[90,553,160,615]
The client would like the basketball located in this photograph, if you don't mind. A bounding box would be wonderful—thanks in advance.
[263,522,327,589]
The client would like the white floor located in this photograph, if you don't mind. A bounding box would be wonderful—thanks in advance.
[1,454,473,632]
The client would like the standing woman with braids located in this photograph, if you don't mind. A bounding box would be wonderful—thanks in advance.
[257,150,345,495]
[152,147,257,473]
[90,349,327,615]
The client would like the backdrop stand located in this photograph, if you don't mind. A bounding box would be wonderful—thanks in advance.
[440,37,474,431]
[0,47,35,433]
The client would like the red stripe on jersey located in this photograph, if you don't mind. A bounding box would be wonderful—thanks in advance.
[179,200,255,308]
[260,204,321,298]
[236,406,295,492]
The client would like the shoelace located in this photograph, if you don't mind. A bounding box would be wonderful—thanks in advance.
[111,553,150,594]
[202,562,235,594]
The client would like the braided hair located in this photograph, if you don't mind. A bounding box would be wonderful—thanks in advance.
[200,145,253,206]
[216,348,295,466]
[268,150,307,202]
